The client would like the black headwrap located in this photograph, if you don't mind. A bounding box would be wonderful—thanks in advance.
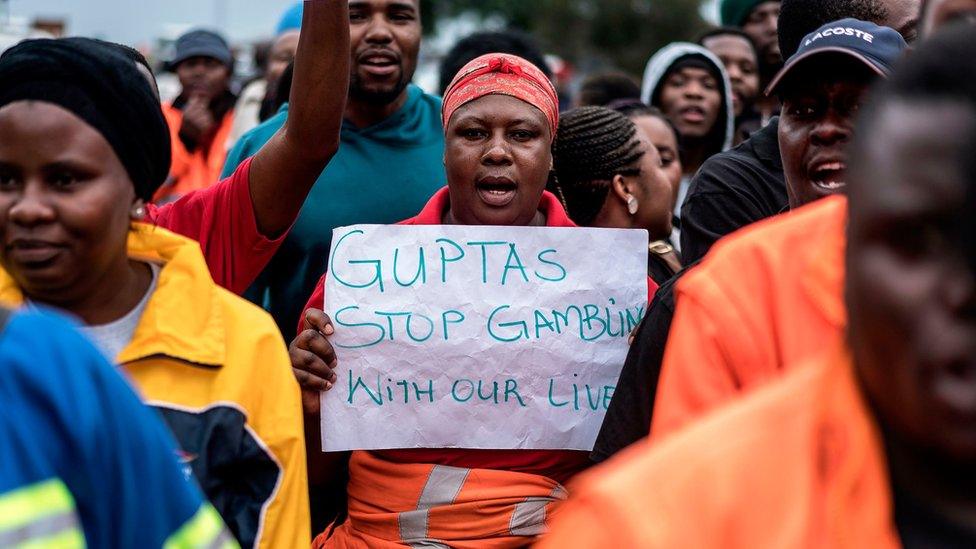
[0,38,170,201]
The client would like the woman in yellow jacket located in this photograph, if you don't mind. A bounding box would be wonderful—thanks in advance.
[0,2,350,547]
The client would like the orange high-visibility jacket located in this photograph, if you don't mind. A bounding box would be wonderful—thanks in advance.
[538,350,902,549]
[159,103,235,201]
[651,195,847,439]
[314,450,568,548]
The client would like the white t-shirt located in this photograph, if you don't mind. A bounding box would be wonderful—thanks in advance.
[80,263,160,362]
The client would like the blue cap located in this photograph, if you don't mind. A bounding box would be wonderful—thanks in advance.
[766,18,908,95]
[170,29,233,69]
[276,2,304,35]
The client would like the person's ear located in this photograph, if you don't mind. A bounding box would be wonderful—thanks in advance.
[612,174,640,215]
[611,174,633,203]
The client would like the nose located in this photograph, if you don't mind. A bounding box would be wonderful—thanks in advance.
[8,182,55,228]
[363,14,394,45]
[683,81,705,99]
[481,133,513,166]
[726,64,743,83]
[809,110,852,147]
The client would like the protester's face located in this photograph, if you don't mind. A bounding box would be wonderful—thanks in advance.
[628,133,674,239]
[848,101,976,462]
[632,115,683,205]
[922,0,976,37]
[742,1,781,67]
[348,0,421,105]
[778,57,873,208]
[702,34,760,117]
[882,0,922,42]
[658,67,722,139]
[266,31,300,87]
[445,95,552,226]
[0,101,136,304]
[175,56,230,101]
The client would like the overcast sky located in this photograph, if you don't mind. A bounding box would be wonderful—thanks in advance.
[8,0,300,45]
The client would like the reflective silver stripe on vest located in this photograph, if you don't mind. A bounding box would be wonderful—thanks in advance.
[0,510,80,547]
[399,465,469,548]
[509,484,568,537]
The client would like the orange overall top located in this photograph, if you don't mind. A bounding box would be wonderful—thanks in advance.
[158,102,234,201]
[538,349,902,549]
[651,195,848,439]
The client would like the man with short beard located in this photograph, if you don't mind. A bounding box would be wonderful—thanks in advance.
[222,0,445,342]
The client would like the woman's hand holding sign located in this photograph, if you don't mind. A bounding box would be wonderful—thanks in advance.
[290,307,338,414]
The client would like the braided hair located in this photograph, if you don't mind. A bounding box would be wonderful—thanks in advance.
[551,106,646,226]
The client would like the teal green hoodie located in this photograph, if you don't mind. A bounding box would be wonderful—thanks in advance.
[222,84,446,338]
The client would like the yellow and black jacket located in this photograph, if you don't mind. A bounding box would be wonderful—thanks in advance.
[0,224,310,549]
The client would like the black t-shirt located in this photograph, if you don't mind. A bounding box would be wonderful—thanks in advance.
[679,117,788,264]
[893,481,976,549]
[590,261,698,463]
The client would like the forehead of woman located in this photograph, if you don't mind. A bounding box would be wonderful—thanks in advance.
[0,100,128,176]
[448,94,550,132]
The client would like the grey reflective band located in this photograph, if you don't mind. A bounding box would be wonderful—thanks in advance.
[399,465,470,547]
[0,511,82,547]
[509,484,568,537]
[206,527,238,549]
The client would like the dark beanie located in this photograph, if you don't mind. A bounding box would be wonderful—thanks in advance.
[0,38,171,201]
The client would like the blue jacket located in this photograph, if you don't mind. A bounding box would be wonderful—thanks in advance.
[0,309,234,548]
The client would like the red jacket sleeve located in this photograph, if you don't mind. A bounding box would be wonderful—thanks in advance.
[145,158,288,296]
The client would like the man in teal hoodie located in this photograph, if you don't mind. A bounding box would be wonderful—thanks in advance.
[223,0,445,339]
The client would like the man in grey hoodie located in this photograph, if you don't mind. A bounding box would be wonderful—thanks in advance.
[641,44,735,250]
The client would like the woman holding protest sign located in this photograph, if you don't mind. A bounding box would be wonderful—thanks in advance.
[292,53,657,547]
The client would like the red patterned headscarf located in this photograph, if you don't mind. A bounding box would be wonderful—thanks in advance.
[441,53,559,141]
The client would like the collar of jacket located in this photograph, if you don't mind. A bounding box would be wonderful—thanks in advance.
[0,223,226,368]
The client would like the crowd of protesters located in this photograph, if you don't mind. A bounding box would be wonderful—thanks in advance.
[0,0,975,546]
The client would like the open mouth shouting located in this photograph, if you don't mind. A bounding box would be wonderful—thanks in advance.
[475,176,518,208]
[808,158,847,192]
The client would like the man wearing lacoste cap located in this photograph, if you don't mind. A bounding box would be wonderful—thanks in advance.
[768,18,907,208]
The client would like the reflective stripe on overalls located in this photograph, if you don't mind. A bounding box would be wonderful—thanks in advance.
[0,479,84,548]
[397,465,568,548]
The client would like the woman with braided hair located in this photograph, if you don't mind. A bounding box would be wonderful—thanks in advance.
[551,106,679,284]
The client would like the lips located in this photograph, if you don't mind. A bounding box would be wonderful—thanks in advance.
[6,239,63,266]
[678,105,706,124]
[475,176,518,208]
[357,50,400,77]
[808,159,847,192]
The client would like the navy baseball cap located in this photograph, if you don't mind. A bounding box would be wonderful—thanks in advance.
[766,18,908,95]
[169,29,233,70]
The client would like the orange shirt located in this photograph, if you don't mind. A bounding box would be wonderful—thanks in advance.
[158,102,235,202]
[537,349,902,549]
[651,195,848,439]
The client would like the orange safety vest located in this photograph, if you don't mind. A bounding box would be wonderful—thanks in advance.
[538,349,902,548]
[158,102,235,202]
[314,450,568,548]
[651,195,847,439]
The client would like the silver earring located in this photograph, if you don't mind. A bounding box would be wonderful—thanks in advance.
[132,205,146,220]
[626,195,639,215]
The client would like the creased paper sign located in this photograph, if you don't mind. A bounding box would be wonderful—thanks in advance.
[321,224,648,452]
